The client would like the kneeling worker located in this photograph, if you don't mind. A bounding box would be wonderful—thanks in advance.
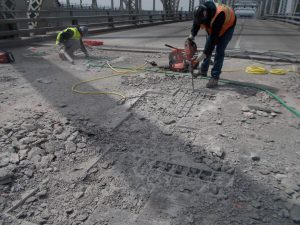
[188,1,236,88]
[56,26,89,64]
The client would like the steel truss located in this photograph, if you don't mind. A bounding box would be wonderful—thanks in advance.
[0,0,16,18]
[120,0,141,13]
[27,0,43,28]
[161,0,180,15]
[189,0,195,13]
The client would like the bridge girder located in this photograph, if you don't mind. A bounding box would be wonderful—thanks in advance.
[0,0,17,18]
[91,0,97,8]
[120,0,141,13]
[26,0,60,28]
[27,0,43,28]
[161,0,180,14]
[128,0,137,13]
[189,0,195,13]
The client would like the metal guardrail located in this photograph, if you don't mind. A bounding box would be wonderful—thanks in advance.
[264,14,300,26]
[0,11,191,39]
[59,3,113,9]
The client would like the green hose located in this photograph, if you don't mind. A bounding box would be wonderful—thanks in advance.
[210,78,300,118]
[150,67,300,118]
[84,60,300,118]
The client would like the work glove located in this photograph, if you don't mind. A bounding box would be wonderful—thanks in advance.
[195,53,206,62]
[187,34,195,41]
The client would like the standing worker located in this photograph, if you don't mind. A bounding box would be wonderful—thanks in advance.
[188,1,236,88]
[56,26,89,64]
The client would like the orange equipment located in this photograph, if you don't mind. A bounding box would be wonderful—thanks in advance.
[0,51,15,64]
[83,40,104,46]
[166,39,199,73]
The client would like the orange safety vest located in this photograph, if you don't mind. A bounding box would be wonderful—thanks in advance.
[201,3,235,37]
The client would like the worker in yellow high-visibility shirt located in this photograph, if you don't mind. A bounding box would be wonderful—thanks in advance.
[56,26,89,64]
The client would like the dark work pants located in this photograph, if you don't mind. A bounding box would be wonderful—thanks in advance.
[201,26,235,79]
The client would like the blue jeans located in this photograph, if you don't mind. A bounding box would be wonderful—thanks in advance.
[200,26,235,79]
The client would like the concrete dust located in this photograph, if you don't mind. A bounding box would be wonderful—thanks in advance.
[0,44,300,225]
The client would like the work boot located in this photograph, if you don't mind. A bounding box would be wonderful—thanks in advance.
[206,78,219,88]
[59,51,67,61]
[193,70,207,78]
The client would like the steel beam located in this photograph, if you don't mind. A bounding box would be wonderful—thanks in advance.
[91,0,98,8]
[271,0,274,14]
[189,0,195,13]
[258,0,265,16]
[120,0,125,10]
[0,0,17,18]
[264,0,269,14]
[27,0,43,29]
[161,0,180,15]
[161,0,171,14]
[26,0,59,29]
[120,0,139,12]
[0,0,26,36]
[128,0,139,13]
[293,0,299,14]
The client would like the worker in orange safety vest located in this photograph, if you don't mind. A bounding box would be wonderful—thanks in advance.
[187,1,236,88]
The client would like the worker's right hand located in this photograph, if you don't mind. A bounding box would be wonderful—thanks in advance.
[187,34,194,41]
[195,53,206,62]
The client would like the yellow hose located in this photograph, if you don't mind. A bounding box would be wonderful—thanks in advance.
[72,60,297,102]
[72,74,127,100]
[245,65,268,74]
[71,61,147,102]
[244,65,293,75]
[270,68,288,75]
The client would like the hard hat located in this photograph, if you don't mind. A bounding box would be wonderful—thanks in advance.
[78,26,88,36]
[193,5,207,25]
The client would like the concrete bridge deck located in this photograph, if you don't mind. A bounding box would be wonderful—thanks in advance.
[1,19,300,225]
[90,19,300,54]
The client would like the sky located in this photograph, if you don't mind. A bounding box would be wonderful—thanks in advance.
[58,0,196,11]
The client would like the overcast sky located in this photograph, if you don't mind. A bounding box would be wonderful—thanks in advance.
[58,0,197,11]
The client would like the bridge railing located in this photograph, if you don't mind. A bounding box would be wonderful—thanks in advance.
[263,14,300,26]
[0,10,191,39]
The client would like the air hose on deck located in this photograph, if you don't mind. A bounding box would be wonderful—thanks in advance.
[71,61,148,102]
[245,65,290,75]
[72,62,300,118]
[206,77,300,118]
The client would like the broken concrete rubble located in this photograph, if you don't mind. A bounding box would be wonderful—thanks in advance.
[290,201,300,223]
[0,167,14,184]
[0,44,299,225]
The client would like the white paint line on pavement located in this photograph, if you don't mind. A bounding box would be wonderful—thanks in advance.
[234,19,244,49]
[234,34,242,49]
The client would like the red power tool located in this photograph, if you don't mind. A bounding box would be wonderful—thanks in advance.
[0,50,15,64]
[165,39,199,73]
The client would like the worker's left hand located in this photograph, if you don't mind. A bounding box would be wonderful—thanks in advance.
[195,53,206,62]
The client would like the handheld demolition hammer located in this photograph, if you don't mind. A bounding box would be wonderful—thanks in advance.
[165,39,200,91]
